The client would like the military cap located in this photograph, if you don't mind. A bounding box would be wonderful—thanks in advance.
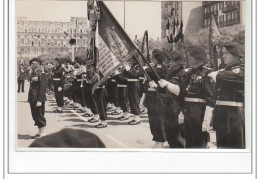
[170,50,187,66]
[29,58,41,65]
[222,42,245,58]
[29,128,106,148]
[187,45,207,61]
[152,49,165,64]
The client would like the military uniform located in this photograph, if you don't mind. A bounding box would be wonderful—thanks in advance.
[28,69,47,129]
[17,66,26,92]
[114,70,129,117]
[144,63,167,144]
[213,62,245,149]
[179,65,214,148]
[125,64,141,116]
[53,65,65,110]
[106,76,119,112]
[161,66,186,148]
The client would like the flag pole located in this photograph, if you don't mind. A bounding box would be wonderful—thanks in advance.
[124,0,125,29]
[133,55,151,81]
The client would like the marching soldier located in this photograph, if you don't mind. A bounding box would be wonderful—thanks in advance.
[159,50,187,148]
[125,58,142,125]
[144,49,167,148]
[28,58,47,139]
[53,58,65,113]
[208,42,245,149]
[114,67,130,121]
[159,45,214,148]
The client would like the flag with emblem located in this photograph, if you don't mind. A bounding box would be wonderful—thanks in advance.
[91,1,136,92]
[209,15,221,45]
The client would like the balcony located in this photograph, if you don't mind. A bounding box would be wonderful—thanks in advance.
[203,10,218,19]
[202,1,217,7]
[222,3,240,13]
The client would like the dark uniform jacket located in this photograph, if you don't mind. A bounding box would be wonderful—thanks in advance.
[18,68,26,81]
[53,66,65,88]
[28,71,47,103]
[179,65,214,108]
[125,65,141,80]
[215,63,244,103]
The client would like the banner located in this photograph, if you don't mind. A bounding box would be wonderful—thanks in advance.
[95,1,136,86]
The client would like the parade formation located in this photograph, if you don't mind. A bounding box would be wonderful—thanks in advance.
[17,1,245,149]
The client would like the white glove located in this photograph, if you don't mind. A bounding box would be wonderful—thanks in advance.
[125,65,131,71]
[143,66,148,70]
[58,87,62,92]
[36,101,42,107]
[158,79,168,88]
[202,106,213,132]
[149,81,157,88]
[207,71,219,83]
[114,70,120,75]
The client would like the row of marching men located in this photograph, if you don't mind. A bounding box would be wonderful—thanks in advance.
[29,41,245,149]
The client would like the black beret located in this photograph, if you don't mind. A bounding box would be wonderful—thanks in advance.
[54,58,63,65]
[29,58,41,65]
[152,49,165,64]
[222,42,244,58]
[187,45,207,61]
[29,128,106,148]
[170,50,186,66]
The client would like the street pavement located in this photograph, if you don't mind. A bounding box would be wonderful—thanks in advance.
[17,81,216,149]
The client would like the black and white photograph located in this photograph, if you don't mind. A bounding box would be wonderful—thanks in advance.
[4,0,257,175]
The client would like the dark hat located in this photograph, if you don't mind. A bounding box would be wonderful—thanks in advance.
[152,49,165,64]
[187,45,207,61]
[54,58,62,65]
[29,58,41,65]
[222,42,245,58]
[170,50,187,66]
[29,128,106,148]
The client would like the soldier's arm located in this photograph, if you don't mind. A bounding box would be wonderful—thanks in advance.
[216,69,244,86]
[38,74,47,103]
[59,69,66,87]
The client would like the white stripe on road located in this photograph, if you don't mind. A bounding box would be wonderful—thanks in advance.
[70,109,129,148]
[105,135,129,148]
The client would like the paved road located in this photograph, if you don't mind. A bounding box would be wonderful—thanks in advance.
[17,81,216,149]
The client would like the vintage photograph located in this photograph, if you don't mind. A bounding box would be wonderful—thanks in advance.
[16,0,246,149]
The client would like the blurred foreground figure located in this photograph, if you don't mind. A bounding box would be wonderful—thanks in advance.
[29,128,105,148]
[208,42,245,149]
[28,58,47,139]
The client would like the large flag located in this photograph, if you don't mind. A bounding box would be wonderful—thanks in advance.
[95,1,136,87]
[209,15,221,45]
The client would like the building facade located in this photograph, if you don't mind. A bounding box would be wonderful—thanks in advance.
[161,1,245,40]
[17,17,90,60]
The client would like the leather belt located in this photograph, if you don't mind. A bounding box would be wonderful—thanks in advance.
[96,86,105,89]
[111,79,116,82]
[147,88,156,91]
[77,79,82,81]
[117,84,127,88]
[216,100,243,107]
[184,97,206,103]
[127,79,139,82]
[53,78,61,81]
[139,77,145,80]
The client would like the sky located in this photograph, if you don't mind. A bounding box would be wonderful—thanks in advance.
[16,0,161,40]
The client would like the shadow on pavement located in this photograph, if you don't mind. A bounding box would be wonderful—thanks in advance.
[45,110,72,114]
[61,114,78,118]
[107,121,130,126]
[70,124,97,128]
[18,134,32,140]
[63,118,86,122]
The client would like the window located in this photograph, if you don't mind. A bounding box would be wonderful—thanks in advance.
[21,39,24,45]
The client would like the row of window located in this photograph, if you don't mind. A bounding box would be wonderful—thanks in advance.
[18,47,72,54]
[17,20,87,27]
[17,39,89,47]
[204,1,240,14]
[17,34,88,40]
[17,27,89,34]
[204,10,240,26]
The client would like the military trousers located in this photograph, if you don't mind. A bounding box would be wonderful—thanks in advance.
[145,91,166,142]
[93,87,108,121]
[83,83,98,114]
[183,102,206,148]
[117,86,128,112]
[17,79,25,92]
[214,106,245,149]
[127,81,140,115]
[106,80,119,107]
[54,85,64,107]
[30,102,46,128]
